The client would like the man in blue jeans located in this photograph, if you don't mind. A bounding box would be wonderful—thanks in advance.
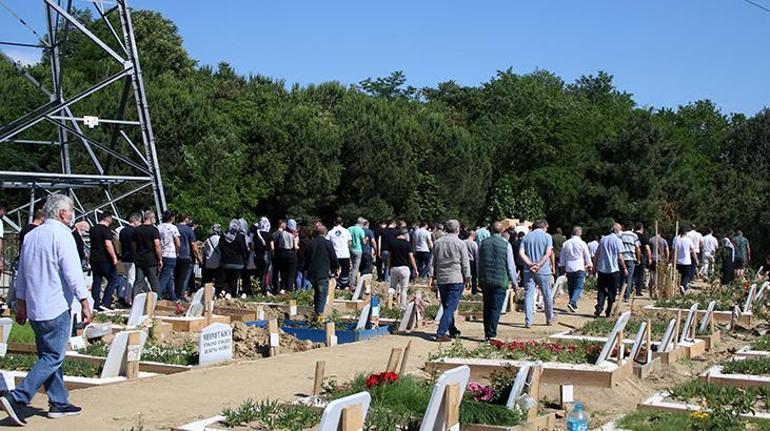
[620,221,641,302]
[303,224,340,316]
[519,219,555,328]
[429,220,470,342]
[1,194,92,425]
[89,211,121,310]
[558,226,593,312]
[477,222,518,340]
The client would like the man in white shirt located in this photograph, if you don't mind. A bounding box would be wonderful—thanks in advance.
[326,217,352,288]
[157,211,181,301]
[413,223,433,281]
[1,194,92,424]
[686,224,703,281]
[586,235,600,261]
[559,226,593,312]
[700,227,719,280]
[675,227,699,294]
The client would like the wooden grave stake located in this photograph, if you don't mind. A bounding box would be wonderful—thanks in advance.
[442,383,461,430]
[204,283,214,326]
[268,319,279,357]
[289,300,298,317]
[399,341,411,376]
[339,404,364,431]
[670,221,679,298]
[654,220,659,299]
[616,329,624,365]
[645,319,653,363]
[324,279,336,315]
[313,360,326,396]
[325,322,336,347]
[527,366,543,422]
[125,331,141,379]
[144,292,155,320]
[386,348,402,373]
[674,310,682,344]
[386,293,393,310]
[629,291,637,313]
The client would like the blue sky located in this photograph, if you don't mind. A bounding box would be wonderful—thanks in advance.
[1,0,768,115]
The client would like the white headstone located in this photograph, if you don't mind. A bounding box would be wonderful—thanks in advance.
[679,303,698,344]
[698,300,717,334]
[629,322,648,363]
[0,317,11,357]
[355,304,372,331]
[419,365,470,431]
[595,311,631,365]
[434,305,444,322]
[101,330,148,378]
[658,319,677,353]
[318,391,371,431]
[128,292,158,326]
[505,363,532,409]
[0,371,14,392]
[398,302,416,332]
[743,283,757,313]
[756,282,770,304]
[352,274,372,301]
[186,288,205,318]
[502,289,512,313]
[199,322,233,366]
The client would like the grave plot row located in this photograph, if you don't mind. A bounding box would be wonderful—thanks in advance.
[177,363,556,431]
[700,355,770,388]
[426,311,636,388]
[736,333,770,359]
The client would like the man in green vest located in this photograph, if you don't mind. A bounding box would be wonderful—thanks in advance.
[478,221,519,340]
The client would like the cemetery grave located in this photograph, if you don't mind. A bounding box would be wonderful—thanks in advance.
[699,355,770,388]
[736,333,770,358]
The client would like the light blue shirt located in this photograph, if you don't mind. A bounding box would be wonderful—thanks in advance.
[519,229,554,275]
[596,234,624,274]
[15,219,90,321]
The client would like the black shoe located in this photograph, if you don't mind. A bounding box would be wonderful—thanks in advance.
[449,329,462,338]
[48,403,81,419]
[0,392,26,425]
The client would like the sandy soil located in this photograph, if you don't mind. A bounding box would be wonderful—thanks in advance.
[4,283,754,430]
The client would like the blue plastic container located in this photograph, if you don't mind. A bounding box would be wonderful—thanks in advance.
[244,320,390,344]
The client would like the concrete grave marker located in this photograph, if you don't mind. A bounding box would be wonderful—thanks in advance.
[595,311,631,364]
[355,303,372,331]
[128,292,158,326]
[186,288,205,318]
[199,322,233,366]
[659,319,677,353]
[318,391,371,431]
[352,274,372,301]
[0,371,14,392]
[629,321,648,363]
[398,302,416,332]
[756,282,770,304]
[419,365,470,431]
[0,317,11,357]
[743,284,757,313]
[101,330,147,379]
[679,304,698,344]
[698,300,717,334]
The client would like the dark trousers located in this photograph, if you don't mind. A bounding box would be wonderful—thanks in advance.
[633,263,646,295]
[596,271,620,317]
[482,285,507,339]
[415,251,431,278]
[722,258,735,285]
[135,264,160,296]
[271,252,282,293]
[312,278,330,315]
[376,253,384,281]
[222,266,243,296]
[254,251,270,295]
[469,262,479,294]
[202,266,222,290]
[174,258,193,299]
[362,252,373,275]
[278,250,297,292]
[677,264,692,291]
[337,258,351,289]
[241,268,256,296]
[91,261,120,309]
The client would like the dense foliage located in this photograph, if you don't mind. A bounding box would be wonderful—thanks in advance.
[3,9,770,260]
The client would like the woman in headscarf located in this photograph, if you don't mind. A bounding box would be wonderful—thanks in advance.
[218,219,248,297]
[202,224,223,288]
[239,218,256,297]
[276,219,299,293]
[251,217,273,295]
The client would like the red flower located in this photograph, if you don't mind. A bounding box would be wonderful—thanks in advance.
[365,372,399,388]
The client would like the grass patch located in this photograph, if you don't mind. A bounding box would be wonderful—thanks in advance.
[93,313,128,325]
[221,399,320,429]
[429,339,604,364]
[0,354,99,377]
[78,341,198,366]
[575,318,669,337]
[8,321,35,344]
[721,357,770,376]
[752,334,770,351]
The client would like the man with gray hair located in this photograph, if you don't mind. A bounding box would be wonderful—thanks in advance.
[519,219,555,327]
[477,221,518,340]
[558,226,592,312]
[1,194,92,424]
[593,222,628,317]
[429,219,470,341]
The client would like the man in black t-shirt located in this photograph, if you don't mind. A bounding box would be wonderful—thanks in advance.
[118,213,143,304]
[132,210,162,295]
[17,210,45,255]
[633,222,651,297]
[379,221,397,283]
[388,228,418,310]
[89,212,120,310]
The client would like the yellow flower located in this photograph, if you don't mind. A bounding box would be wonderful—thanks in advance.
[690,411,709,421]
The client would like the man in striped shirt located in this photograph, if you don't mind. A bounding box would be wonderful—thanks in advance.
[620,221,640,302]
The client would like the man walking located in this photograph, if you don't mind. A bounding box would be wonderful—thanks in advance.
[304,224,339,317]
[348,218,366,287]
[157,211,180,301]
[118,213,143,305]
[379,220,397,282]
[648,231,670,295]
[551,227,566,276]
[594,223,627,318]
[413,222,433,281]
[620,222,641,302]
[632,223,651,298]
[1,194,92,424]
[132,211,163,295]
[519,219,555,328]
[89,211,120,310]
[389,228,418,310]
[175,214,201,300]
[559,226,593,312]
[327,217,352,289]
[733,230,750,279]
[675,227,699,293]
[430,220,470,341]
[478,222,518,340]
[465,229,479,294]
[700,228,719,280]
[686,224,704,281]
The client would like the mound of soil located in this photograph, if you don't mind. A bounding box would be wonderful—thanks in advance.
[215,298,283,320]
[231,321,318,359]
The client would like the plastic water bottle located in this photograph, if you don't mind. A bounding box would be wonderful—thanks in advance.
[566,402,588,431]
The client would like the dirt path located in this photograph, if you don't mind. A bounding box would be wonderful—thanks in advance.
[4,289,738,430]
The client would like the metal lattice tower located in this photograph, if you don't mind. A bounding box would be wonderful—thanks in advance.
[0,0,166,231]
